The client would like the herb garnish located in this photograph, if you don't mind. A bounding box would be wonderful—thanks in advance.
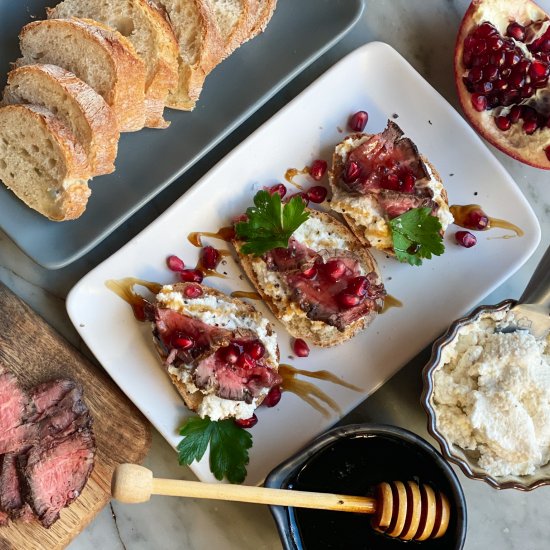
[235,190,309,255]
[177,416,253,483]
[388,207,444,266]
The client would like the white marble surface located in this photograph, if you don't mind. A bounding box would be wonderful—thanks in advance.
[1,0,550,548]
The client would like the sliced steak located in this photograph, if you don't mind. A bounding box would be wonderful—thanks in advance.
[0,367,36,454]
[0,454,34,522]
[20,428,95,528]
[378,190,436,219]
[0,508,8,526]
[341,121,430,196]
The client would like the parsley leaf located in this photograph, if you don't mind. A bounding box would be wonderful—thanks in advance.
[177,416,253,483]
[235,190,309,255]
[388,207,444,266]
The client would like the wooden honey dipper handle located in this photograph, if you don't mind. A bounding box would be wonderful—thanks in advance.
[112,465,450,541]
[112,464,377,513]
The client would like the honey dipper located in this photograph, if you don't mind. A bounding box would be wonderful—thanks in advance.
[112,464,450,541]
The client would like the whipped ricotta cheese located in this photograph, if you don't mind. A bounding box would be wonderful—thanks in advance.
[330,136,453,251]
[432,310,550,477]
[157,285,277,421]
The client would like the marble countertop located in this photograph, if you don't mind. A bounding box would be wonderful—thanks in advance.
[1,0,550,548]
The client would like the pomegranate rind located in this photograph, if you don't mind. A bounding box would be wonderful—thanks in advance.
[455,0,550,170]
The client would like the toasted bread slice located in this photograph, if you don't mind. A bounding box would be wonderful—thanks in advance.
[17,18,147,132]
[151,282,280,420]
[49,0,179,129]
[233,209,385,347]
[329,123,454,255]
[3,64,119,176]
[0,104,91,221]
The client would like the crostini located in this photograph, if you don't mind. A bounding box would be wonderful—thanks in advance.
[148,282,281,421]
[329,120,454,262]
[232,194,386,347]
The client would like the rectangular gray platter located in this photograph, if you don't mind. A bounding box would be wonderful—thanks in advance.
[0,0,364,269]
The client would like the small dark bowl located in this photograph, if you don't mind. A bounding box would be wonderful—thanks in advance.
[265,424,467,550]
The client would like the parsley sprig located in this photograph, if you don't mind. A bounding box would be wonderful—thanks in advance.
[388,207,444,266]
[235,190,309,255]
[177,416,253,483]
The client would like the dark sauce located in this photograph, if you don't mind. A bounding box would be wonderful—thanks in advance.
[187,227,235,247]
[381,295,403,314]
[285,167,310,189]
[230,290,262,300]
[286,435,460,549]
[450,204,524,237]
[105,278,161,321]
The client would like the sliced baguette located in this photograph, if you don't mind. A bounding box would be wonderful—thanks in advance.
[48,0,179,129]
[0,104,91,221]
[17,18,147,132]
[2,64,119,176]
[233,209,385,347]
[159,0,224,110]
[329,126,453,255]
[152,282,280,420]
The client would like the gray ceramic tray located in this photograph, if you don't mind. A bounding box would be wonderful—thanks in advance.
[0,0,363,269]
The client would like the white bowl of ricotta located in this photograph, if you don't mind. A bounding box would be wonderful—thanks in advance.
[422,300,550,490]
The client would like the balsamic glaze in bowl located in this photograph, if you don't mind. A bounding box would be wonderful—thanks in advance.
[265,424,467,550]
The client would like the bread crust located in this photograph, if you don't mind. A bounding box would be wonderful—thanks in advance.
[153,283,280,415]
[329,134,451,256]
[3,64,119,176]
[48,0,179,129]
[248,0,277,38]
[18,18,147,132]
[0,104,91,221]
[232,209,384,347]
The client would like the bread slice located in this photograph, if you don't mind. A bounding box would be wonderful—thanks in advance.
[17,18,147,132]
[329,124,454,255]
[159,0,224,110]
[233,209,385,347]
[0,104,91,221]
[210,0,258,59]
[2,64,119,177]
[48,0,179,129]
[151,282,280,420]
[248,0,276,39]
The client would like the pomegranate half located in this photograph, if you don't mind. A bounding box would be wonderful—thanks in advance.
[455,0,550,169]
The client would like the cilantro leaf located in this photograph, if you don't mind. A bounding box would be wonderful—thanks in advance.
[235,190,309,255]
[177,416,253,483]
[388,207,444,266]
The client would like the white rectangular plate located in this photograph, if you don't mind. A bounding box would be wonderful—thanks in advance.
[67,42,541,485]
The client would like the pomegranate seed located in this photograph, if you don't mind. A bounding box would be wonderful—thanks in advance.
[523,119,537,135]
[346,276,369,296]
[509,105,521,123]
[383,173,400,190]
[506,22,525,42]
[307,185,328,203]
[267,183,287,198]
[483,64,499,81]
[287,192,309,206]
[309,159,327,181]
[167,255,185,272]
[516,59,531,74]
[244,340,265,360]
[349,110,369,132]
[520,85,534,98]
[301,265,317,279]
[293,338,310,358]
[509,71,525,89]
[504,50,520,67]
[183,284,203,298]
[474,81,493,94]
[529,61,549,81]
[263,386,282,408]
[234,414,258,429]
[471,93,487,111]
[487,37,503,51]
[337,293,362,309]
[323,259,346,281]
[473,40,487,55]
[468,66,483,83]
[401,172,415,193]
[342,161,361,183]
[545,146,550,161]
[237,352,255,370]
[455,231,477,248]
[495,116,511,131]
[476,23,497,38]
[490,51,505,66]
[521,105,537,121]
[201,246,220,270]
[493,79,508,91]
[171,332,194,349]
[179,269,204,283]
[221,344,240,364]
[465,209,489,230]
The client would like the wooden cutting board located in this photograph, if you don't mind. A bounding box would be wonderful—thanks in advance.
[0,283,151,550]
